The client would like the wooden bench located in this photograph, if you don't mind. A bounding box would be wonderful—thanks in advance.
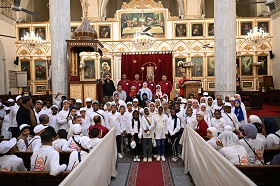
[14,151,70,170]
[236,165,280,186]
[0,171,69,186]
[263,148,280,163]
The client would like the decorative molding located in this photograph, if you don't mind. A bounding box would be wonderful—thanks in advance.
[177,46,185,52]
[243,45,253,51]
[121,0,163,10]
[257,52,268,56]
[175,54,187,58]
[242,52,254,56]
[258,44,268,50]
[19,49,28,56]
[192,45,201,51]
[34,49,44,55]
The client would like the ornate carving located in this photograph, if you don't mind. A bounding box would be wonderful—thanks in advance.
[121,0,163,9]
[175,54,187,58]
[102,48,109,54]
[118,47,125,52]
[70,84,83,100]
[20,49,28,56]
[258,44,268,50]
[161,46,168,51]
[192,45,201,52]
[34,49,44,55]
[84,84,96,100]
[243,45,252,51]
[177,46,185,52]
[257,52,268,56]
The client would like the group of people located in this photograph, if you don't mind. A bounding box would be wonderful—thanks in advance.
[1,79,280,174]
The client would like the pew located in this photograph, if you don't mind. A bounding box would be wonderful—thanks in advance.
[263,148,280,163]
[236,165,280,186]
[0,171,69,186]
[14,151,70,170]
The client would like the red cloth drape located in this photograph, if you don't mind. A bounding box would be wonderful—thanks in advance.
[121,52,173,84]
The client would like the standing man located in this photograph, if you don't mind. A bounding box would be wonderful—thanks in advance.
[102,74,116,101]
[146,75,156,94]
[178,73,189,98]
[131,74,143,93]
[158,75,173,98]
[9,95,22,137]
[118,74,131,96]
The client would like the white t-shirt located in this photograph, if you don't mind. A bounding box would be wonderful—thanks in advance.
[89,138,102,149]
[141,115,155,139]
[153,114,168,139]
[185,115,197,130]
[17,136,32,151]
[48,114,59,132]
[56,109,70,132]
[9,104,19,127]
[266,130,280,148]
[219,145,248,165]
[31,145,67,176]
[167,117,181,136]
[62,135,81,152]
[222,112,241,130]
[107,112,124,136]
[0,155,26,171]
[67,151,89,171]
[27,136,42,152]
[210,118,226,133]
[239,138,266,165]
[52,138,68,152]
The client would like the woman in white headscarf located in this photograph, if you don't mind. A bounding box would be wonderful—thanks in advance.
[207,127,219,150]
[217,131,248,165]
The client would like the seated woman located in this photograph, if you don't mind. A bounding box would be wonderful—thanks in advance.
[207,127,219,150]
[264,118,280,148]
[126,86,137,103]
[239,123,266,165]
[217,131,248,165]
[195,111,208,137]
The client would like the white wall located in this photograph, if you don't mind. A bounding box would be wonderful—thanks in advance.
[271,12,280,89]
[0,14,18,95]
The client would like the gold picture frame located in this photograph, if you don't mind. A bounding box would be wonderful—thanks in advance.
[190,22,204,38]
[97,24,112,40]
[242,81,254,89]
[174,22,188,38]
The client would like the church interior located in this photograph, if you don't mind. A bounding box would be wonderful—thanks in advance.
[0,0,280,185]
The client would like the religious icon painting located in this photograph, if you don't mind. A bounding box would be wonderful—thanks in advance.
[35,61,47,80]
[34,27,46,40]
[241,55,253,76]
[257,21,269,34]
[208,82,215,90]
[174,23,187,38]
[191,23,204,37]
[100,58,112,79]
[83,59,96,80]
[240,21,253,36]
[191,57,203,77]
[18,27,30,40]
[98,24,111,40]
[242,81,253,89]
[207,23,214,37]
[35,85,47,94]
[258,55,268,75]
[20,60,31,81]
[207,56,215,77]
[175,57,186,77]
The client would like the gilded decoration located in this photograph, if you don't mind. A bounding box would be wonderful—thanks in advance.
[121,0,163,10]
[70,84,83,100]
[20,49,28,56]
[84,84,96,100]
[243,45,252,50]
[192,45,201,51]
[257,52,268,56]
[258,44,268,50]
[161,46,168,51]
[34,49,44,55]
[118,47,125,52]
[177,46,185,52]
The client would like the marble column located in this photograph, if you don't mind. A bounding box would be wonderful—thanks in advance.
[214,0,236,98]
[49,0,71,99]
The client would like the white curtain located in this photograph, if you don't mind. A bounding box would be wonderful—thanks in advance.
[60,127,117,186]
[180,125,256,186]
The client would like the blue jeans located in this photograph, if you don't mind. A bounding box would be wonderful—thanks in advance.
[156,139,166,156]
[142,138,152,158]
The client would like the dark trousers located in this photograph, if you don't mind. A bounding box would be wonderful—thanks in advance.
[156,139,166,156]
[170,133,179,157]
[116,135,122,153]
[142,138,152,158]
[125,134,132,155]
[132,134,141,156]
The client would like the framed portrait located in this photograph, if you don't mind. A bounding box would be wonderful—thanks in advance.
[240,21,253,36]
[100,58,112,79]
[191,23,204,37]
[208,82,215,90]
[98,24,111,39]
[175,57,186,77]
[35,61,47,80]
[174,23,187,38]
[207,56,215,76]
[34,26,46,40]
[242,81,253,89]
[191,56,203,77]
[257,21,269,34]
[35,85,47,94]
[119,10,166,39]
[258,55,268,75]
[18,27,30,40]
[20,60,31,81]
[207,23,214,37]
[83,59,96,80]
[241,55,253,76]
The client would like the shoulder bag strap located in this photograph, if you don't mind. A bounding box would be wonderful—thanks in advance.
[244,139,264,165]
[78,151,81,163]
[72,136,80,147]
[273,132,280,138]
[224,112,236,129]
[27,138,36,148]
[144,116,151,126]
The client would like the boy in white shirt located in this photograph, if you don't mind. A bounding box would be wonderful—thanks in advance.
[48,105,59,132]
[67,136,92,171]
[141,107,154,162]
[34,100,47,124]
[89,128,102,149]
[124,102,133,156]
[1,107,12,139]
[17,124,33,151]
[27,124,48,151]
[62,124,82,152]
[0,138,27,171]
[56,100,71,132]
[31,130,67,176]
[52,129,68,151]
[80,108,90,136]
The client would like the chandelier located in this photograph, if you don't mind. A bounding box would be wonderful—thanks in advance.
[131,0,155,51]
[21,31,43,50]
[245,27,268,46]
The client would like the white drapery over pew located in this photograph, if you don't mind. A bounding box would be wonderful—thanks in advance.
[60,127,117,186]
[180,125,256,186]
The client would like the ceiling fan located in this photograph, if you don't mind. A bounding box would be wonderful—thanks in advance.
[238,0,276,11]
[0,0,41,18]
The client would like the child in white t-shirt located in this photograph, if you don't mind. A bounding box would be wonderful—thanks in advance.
[52,129,68,152]
[210,110,226,133]
[17,124,33,151]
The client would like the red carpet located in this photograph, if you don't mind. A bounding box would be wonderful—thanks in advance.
[250,104,280,116]
[127,160,173,186]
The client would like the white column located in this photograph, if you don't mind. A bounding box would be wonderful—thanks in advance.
[49,0,71,99]
[214,0,236,97]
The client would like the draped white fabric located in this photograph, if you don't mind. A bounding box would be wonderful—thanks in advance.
[180,125,256,186]
[60,127,117,186]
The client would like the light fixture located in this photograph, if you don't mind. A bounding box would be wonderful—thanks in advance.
[131,0,155,51]
[245,27,268,46]
[21,31,43,50]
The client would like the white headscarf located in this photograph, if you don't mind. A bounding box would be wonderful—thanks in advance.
[218,131,239,147]
[207,127,218,139]
[249,115,262,124]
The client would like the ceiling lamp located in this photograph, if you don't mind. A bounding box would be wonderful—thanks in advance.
[245,27,268,46]
[21,31,43,50]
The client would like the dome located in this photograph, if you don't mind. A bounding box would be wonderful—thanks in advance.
[74,17,98,40]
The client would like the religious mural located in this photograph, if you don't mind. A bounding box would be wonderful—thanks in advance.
[258,55,268,75]
[34,27,46,40]
[84,59,96,79]
[191,57,203,77]
[241,56,253,76]
[175,23,187,37]
[35,61,47,80]
[100,59,112,79]
[207,56,215,77]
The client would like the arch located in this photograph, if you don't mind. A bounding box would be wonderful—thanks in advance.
[100,0,109,17]
[177,0,185,16]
